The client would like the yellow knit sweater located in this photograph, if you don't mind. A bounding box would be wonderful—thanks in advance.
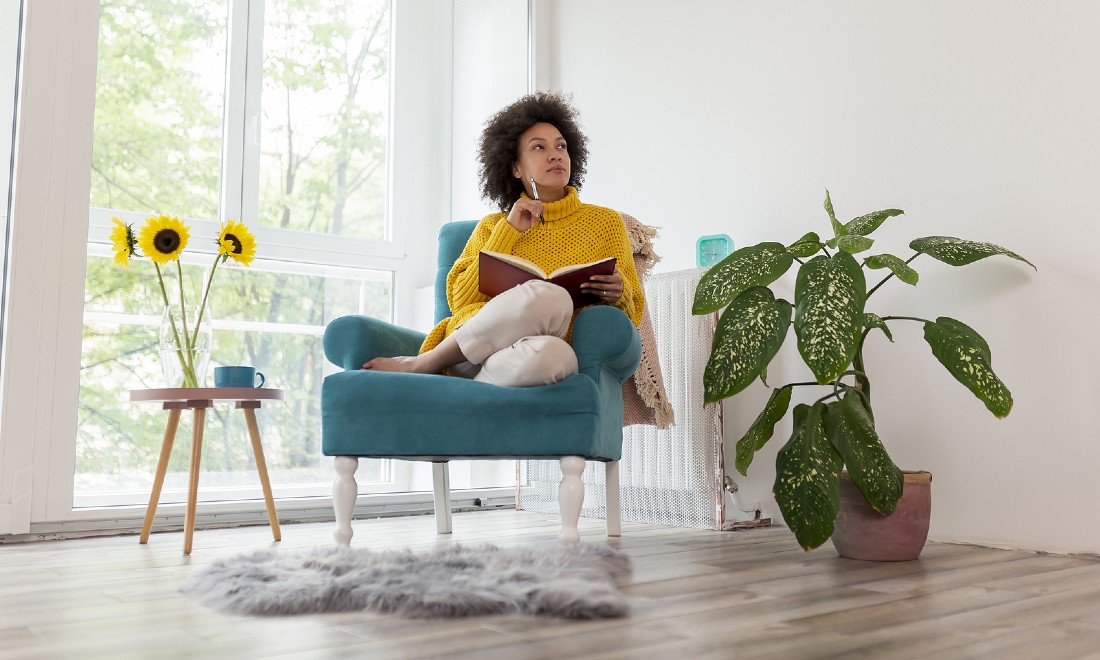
[420,187,644,353]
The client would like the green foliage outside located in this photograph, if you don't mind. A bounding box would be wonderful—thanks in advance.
[78,0,391,498]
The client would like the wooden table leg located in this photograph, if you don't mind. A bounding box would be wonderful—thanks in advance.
[140,408,181,544]
[183,407,206,555]
[243,407,281,541]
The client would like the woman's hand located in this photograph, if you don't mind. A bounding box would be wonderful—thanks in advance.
[581,267,624,304]
[505,198,544,232]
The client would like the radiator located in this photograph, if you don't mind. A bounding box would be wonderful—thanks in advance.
[519,268,732,530]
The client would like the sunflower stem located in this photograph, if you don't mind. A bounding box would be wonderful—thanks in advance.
[176,260,197,386]
[155,263,190,385]
[191,255,219,351]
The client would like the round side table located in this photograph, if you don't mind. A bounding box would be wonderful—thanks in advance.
[129,387,285,554]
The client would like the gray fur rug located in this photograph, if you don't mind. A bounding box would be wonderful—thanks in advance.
[181,543,632,619]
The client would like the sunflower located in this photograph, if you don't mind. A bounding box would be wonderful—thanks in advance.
[217,219,257,266]
[109,217,139,267]
[138,215,190,264]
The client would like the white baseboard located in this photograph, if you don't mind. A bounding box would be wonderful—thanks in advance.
[1,488,515,543]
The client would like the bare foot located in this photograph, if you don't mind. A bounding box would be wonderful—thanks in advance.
[361,355,439,374]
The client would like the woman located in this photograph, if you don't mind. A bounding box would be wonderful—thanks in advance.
[364,92,643,386]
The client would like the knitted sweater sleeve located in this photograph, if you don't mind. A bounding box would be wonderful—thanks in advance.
[445,213,523,310]
[418,214,522,353]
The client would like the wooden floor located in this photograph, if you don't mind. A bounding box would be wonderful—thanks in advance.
[3,511,1100,659]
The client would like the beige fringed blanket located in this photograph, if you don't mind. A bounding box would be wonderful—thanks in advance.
[621,213,675,429]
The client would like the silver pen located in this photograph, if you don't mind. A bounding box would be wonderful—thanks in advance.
[530,178,546,224]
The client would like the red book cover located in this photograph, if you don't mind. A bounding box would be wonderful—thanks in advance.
[478,251,616,309]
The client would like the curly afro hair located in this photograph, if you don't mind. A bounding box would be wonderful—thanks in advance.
[478,91,589,212]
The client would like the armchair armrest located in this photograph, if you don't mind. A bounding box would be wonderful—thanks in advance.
[571,306,642,384]
[323,315,427,371]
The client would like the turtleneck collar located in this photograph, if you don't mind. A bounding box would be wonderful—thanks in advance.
[522,186,581,223]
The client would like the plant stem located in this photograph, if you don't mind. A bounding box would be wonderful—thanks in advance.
[191,256,219,350]
[836,372,872,412]
[880,315,934,324]
[853,329,872,415]
[866,273,894,299]
[815,379,872,409]
[785,381,825,388]
[154,263,190,384]
[176,260,196,386]
[176,260,190,350]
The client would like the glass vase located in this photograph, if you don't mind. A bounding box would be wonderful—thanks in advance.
[159,304,213,388]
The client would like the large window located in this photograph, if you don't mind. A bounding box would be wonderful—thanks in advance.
[256,2,388,240]
[77,0,395,507]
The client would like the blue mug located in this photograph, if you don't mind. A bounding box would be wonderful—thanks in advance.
[214,366,265,388]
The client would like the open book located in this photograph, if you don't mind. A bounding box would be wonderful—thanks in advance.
[478,250,617,308]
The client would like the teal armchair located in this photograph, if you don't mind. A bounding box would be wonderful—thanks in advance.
[321,220,642,544]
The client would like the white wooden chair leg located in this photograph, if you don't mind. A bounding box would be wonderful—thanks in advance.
[559,456,585,545]
[432,461,453,534]
[605,459,621,537]
[333,456,358,546]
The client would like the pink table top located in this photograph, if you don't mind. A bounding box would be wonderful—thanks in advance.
[129,387,285,403]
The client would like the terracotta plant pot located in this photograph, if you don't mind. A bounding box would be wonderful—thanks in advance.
[831,471,932,561]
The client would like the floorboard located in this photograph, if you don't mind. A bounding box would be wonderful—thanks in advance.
[1,510,1098,659]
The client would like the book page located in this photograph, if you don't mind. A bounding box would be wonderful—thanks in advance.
[480,251,547,279]
[547,257,616,279]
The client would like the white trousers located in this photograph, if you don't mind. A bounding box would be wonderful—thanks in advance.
[450,280,579,387]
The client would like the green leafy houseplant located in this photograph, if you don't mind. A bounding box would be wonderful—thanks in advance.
[692,191,1034,551]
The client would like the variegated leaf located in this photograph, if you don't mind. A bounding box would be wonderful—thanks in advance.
[774,403,843,551]
[693,242,794,315]
[843,209,904,236]
[863,313,893,342]
[788,232,822,258]
[864,253,919,286]
[824,189,844,238]
[794,253,867,384]
[704,288,792,402]
[735,386,792,476]
[836,235,874,255]
[824,395,903,515]
[923,317,1013,418]
[910,236,1036,270]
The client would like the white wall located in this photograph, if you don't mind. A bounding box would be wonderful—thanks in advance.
[449,0,529,223]
[390,0,454,301]
[542,0,1100,554]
